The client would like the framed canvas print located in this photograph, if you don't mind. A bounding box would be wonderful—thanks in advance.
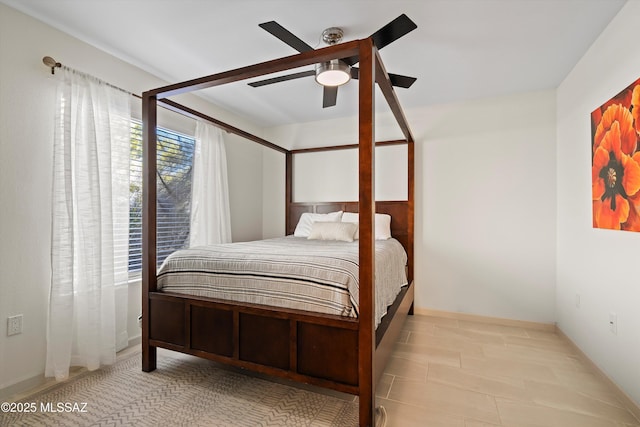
[591,78,640,231]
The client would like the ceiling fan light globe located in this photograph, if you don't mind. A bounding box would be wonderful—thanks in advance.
[315,60,351,87]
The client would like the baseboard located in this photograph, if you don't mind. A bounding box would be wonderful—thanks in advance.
[414,308,556,332]
[0,373,46,402]
[555,327,640,424]
[0,338,143,402]
[127,334,141,348]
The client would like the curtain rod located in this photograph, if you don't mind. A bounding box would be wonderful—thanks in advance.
[42,56,228,133]
[42,56,286,152]
[43,56,139,99]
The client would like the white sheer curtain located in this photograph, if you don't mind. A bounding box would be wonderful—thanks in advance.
[46,68,131,380]
[189,121,232,246]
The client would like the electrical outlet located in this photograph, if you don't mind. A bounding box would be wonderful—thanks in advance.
[7,314,23,336]
[609,312,617,335]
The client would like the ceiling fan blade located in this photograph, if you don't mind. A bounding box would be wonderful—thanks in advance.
[248,70,315,87]
[350,67,416,88]
[341,15,416,67]
[370,14,417,51]
[342,55,360,67]
[388,73,417,88]
[259,21,314,53]
[322,86,338,108]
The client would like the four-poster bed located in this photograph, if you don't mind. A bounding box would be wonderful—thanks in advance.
[142,37,415,427]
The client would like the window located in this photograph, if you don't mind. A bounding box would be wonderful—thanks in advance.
[129,121,195,274]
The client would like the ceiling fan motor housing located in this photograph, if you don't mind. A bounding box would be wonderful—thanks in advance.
[321,27,344,45]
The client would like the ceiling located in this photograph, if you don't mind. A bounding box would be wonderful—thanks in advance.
[1,0,627,128]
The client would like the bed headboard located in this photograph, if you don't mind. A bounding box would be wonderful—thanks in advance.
[287,201,410,253]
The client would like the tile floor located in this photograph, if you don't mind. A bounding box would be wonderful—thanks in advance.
[376,315,640,427]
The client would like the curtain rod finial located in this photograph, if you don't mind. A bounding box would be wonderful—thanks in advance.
[43,56,61,75]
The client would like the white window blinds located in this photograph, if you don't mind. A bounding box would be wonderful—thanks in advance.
[129,121,195,273]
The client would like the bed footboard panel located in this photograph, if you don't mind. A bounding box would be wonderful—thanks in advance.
[239,313,290,369]
[191,305,234,357]
[148,292,360,393]
[148,278,412,394]
[297,323,358,385]
[149,298,185,346]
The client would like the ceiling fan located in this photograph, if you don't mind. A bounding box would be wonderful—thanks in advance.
[248,14,418,108]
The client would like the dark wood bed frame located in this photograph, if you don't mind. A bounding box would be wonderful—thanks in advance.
[142,38,415,427]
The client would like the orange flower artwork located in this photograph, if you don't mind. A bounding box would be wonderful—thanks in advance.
[591,78,640,231]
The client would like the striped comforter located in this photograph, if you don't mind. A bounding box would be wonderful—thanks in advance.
[157,236,408,327]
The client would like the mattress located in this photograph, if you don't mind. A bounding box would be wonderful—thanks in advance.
[156,236,408,327]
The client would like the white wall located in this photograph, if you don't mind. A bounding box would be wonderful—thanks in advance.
[226,133,264,242]
[264,90,557,324]
[556,0,640,406]
[0,3,265,392]
[290,145,408,202]
[262,148,286,238]
[418,91,557,322]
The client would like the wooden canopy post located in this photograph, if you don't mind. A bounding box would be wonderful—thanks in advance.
[142,92,158,372]
[358,37,376,427]
[285,151,293,236]
[408,138,415,286]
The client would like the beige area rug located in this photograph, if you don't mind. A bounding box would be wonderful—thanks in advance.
[1,350,360,426]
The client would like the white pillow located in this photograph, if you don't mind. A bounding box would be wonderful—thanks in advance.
[293,211,343,237]
[341,212,392,240]
[374,214,392,240]
[307,222,358,242]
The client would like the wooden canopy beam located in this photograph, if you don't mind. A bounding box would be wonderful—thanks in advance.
[158,98,289,154]
[289,139,408,154]
[374,49,415,144]
[147,41,360,99]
